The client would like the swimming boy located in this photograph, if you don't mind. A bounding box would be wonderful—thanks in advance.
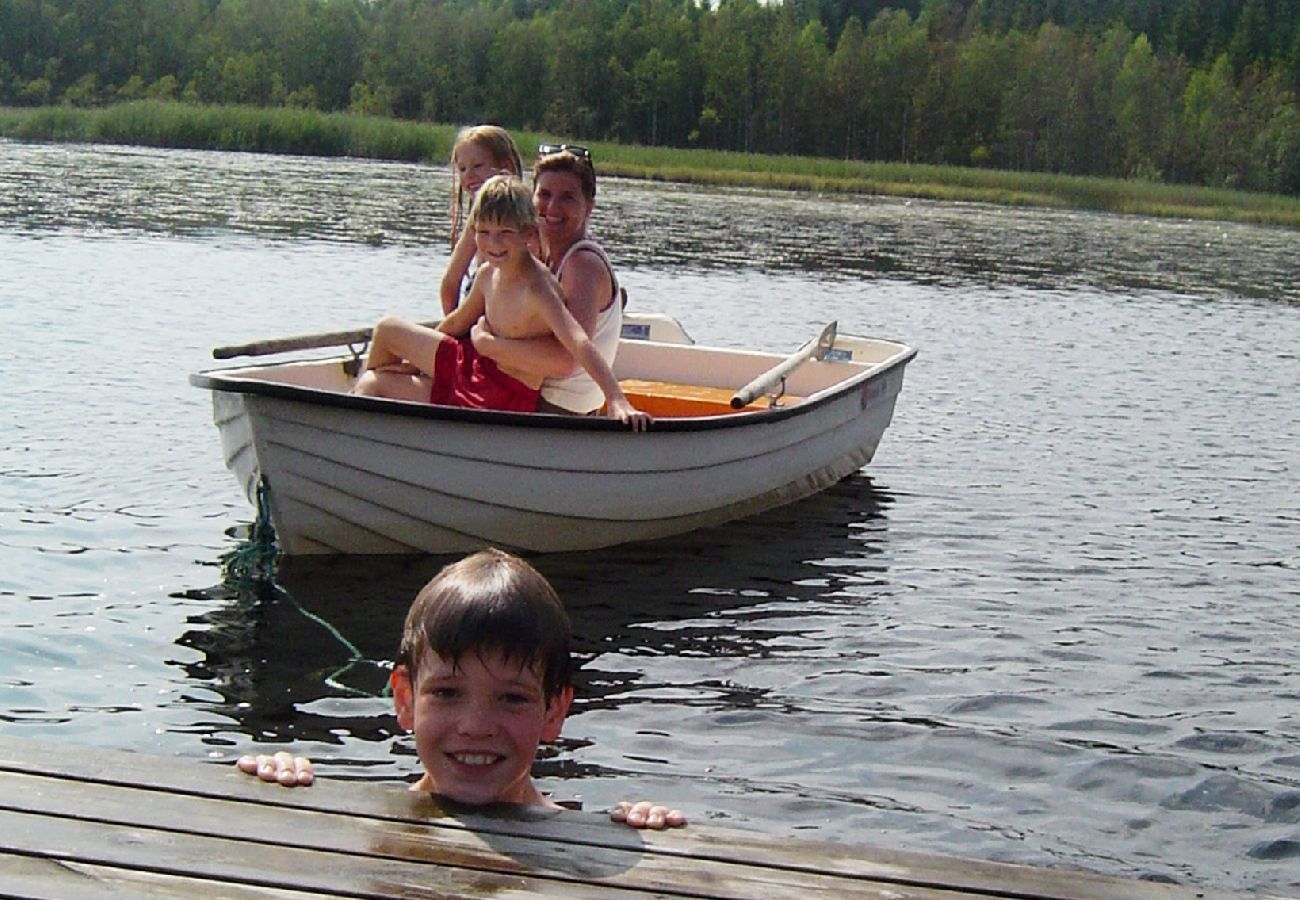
[353,175,651,431]
[239,549,685,830]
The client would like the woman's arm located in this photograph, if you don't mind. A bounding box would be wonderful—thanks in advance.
[473,248,611,376]
[471,319,575,378]
[534,284,650,431]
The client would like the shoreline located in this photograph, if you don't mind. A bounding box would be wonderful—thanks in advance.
[3,101,1297,229]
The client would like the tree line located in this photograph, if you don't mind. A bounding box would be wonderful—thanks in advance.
[3,0,1298,194]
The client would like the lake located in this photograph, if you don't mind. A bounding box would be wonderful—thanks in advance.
[2,139,1297,895]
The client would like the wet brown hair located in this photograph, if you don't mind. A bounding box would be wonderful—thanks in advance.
[396,549,572,701]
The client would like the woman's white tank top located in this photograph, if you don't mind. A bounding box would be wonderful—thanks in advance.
[540,240,622,414]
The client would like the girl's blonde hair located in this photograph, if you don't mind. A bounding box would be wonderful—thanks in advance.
[450,125,524,247]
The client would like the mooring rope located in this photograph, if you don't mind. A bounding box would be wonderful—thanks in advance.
[219,481,387,698]
[220,480,279,585]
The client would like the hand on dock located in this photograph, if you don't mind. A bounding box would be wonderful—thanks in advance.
[237,752,314,787]
[610,800,686,830]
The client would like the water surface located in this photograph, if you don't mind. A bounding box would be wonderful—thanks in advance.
[2,140,1298,894]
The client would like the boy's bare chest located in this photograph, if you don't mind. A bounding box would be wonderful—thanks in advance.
[483,275,546,339]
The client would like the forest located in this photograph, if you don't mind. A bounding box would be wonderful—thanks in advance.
[2,0,1298,194]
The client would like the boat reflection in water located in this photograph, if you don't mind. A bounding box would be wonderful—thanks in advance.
[175,473,893,778]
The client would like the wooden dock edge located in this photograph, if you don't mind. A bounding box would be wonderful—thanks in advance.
[0,734,1256,899]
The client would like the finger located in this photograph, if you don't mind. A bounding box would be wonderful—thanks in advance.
[293,757,315,785]
[609,801,632,822]
[627,800,656,827]
[645,806,686,828]
[269,751,294,784]
[257,754,280,782]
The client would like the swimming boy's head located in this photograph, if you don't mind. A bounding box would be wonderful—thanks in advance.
[391,548,575,807]
[397,547,572,700]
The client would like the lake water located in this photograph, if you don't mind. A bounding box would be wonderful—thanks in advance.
[2,139,1298,895]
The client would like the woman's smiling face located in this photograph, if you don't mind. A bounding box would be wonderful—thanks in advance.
[533,169,593,254]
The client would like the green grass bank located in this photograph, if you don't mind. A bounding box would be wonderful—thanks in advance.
[3,101,1297,229]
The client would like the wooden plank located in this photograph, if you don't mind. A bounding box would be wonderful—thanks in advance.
[1,852,332,899]
[0,770,959,899]
[0,808,665,900]
[0,736,1235,900]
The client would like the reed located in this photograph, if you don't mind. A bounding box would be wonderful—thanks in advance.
[591,143,1300,228]
[2,103,1297,228]
[0,101,454,162]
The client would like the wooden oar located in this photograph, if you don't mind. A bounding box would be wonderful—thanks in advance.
[730,321,837,409]
[212,321,439,359]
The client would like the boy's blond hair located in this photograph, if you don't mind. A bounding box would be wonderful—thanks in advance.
[467,174,538,233]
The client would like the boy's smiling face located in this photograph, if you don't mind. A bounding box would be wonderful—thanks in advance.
[474,217,532,269]
[392,648,571,807]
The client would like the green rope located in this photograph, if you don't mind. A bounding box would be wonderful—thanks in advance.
[276,585,390,698]
[217,482,389,697]
[220,480,280,585]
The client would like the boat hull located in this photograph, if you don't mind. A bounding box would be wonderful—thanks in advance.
[195,330,914,555]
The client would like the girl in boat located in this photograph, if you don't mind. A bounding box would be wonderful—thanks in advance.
[439,125,525,315]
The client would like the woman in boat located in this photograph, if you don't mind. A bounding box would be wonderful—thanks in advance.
[468,143,622,416]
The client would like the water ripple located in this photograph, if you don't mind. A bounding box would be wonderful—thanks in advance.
[1,140,1298,896]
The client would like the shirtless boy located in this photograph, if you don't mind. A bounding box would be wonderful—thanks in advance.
[353,175,650,431]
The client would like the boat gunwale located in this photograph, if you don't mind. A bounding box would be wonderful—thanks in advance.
[190,344,915,433]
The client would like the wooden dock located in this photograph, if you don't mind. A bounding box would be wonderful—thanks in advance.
[0,733,1238,899]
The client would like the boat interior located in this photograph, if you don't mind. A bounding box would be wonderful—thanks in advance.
[206,329,912,420]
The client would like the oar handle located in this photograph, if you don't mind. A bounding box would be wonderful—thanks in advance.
[212,321,440,359]
[730,321,837,409]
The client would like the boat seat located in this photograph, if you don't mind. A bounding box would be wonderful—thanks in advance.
[619,379,802,418]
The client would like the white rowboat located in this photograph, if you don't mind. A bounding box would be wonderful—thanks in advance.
[190,316,916,555]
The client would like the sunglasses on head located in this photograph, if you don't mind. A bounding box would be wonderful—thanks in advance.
[538,142,592,161]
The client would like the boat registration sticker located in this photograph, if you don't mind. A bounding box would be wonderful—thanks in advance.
[621,323,651,340]
[824,348,853,362]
